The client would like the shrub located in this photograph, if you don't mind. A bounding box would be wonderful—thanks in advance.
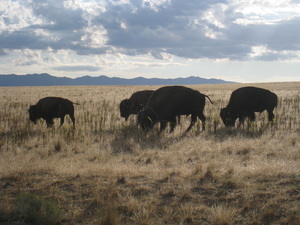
[14,193,63,225]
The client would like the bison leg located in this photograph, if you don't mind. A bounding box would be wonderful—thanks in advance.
[69,113,76,128]
[59,116,65,127]
[160,122,168,132]
[46,119,54,128]
[238,114,246,127]
[267,110,275,122]
[239,112,255,127]
[169,117,177,133]
[177,116,181,125]
[197,113,206,131]
[169,123,176,133]
[249,112,256,122]
[186,114,198,132]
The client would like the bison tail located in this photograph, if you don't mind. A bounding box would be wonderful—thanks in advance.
[204,95,213,104]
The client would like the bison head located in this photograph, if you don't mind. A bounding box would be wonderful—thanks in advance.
[120,99,131,121]
[28,105,39,124]
[220,107,236,127]
[137,109,155,131]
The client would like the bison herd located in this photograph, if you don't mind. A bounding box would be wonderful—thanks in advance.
[29,86,278,133]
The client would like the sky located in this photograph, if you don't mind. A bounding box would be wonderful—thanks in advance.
[1,0,300,83]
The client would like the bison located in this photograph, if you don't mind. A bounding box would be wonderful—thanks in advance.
[220,86,278,127]
[120,90,154,121]
[29,97,77,128]
[137,86,213,133]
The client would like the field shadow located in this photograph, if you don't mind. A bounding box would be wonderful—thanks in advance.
[212,124,274,142]
[110,124,186,154]
[110,122,275,154]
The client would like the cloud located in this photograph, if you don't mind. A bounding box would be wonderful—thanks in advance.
[53,65,101,72]
[0,0,300,64]
[29,0,87,31]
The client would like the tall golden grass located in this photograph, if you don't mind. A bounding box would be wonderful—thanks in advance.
[0,82,299,224]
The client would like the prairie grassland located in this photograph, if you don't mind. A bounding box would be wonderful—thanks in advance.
[0,82,299,225]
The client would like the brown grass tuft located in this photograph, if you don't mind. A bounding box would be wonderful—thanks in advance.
[209,204,238,225]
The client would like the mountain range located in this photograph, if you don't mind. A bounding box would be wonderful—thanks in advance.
[0,73,235,86]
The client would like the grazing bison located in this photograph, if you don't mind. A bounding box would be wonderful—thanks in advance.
[220,86,278,127]
[137,86,213,133]
[120,90,154,121]
[29,97,77,128]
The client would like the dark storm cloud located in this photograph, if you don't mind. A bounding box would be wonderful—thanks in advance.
[92,0,300,60]
[266,17,300,51]
[29,0,86,31]
[0,29,50,50]
[226,18,300,49]
[1,0,300,61]
[97,0,223,47]
[222,17,300,61]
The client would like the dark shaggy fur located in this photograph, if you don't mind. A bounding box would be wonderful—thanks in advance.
[120,90,154,121]
[138,86,212,133]
[220,86,278,127]
[29,97,77,128]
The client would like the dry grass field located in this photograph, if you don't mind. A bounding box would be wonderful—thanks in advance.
[0,82,299,225]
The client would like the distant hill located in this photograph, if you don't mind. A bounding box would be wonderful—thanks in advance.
[0,73,236,86]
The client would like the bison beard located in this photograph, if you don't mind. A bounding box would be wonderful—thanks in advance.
[137,86,212,133]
